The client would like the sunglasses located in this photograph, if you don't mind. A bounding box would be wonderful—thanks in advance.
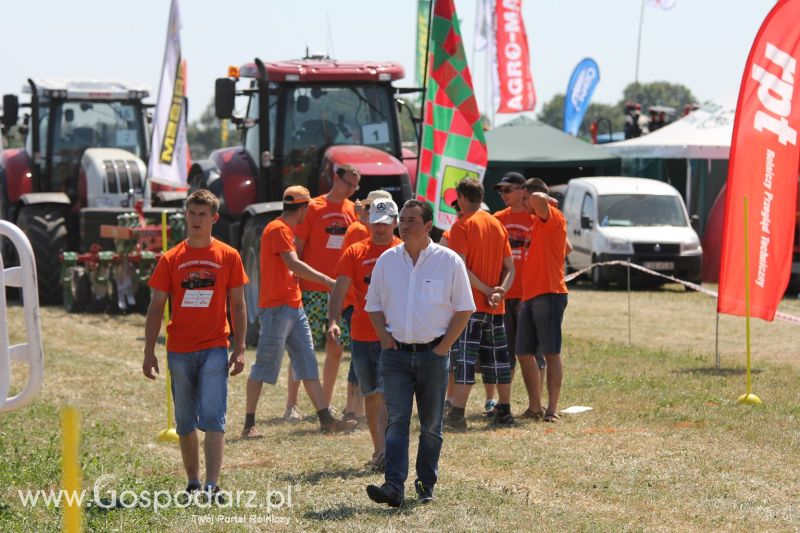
[499,186,521,194]
[339,175,360,191]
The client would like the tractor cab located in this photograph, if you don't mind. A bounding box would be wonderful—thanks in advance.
[1,79,186,307]
[194,55,421,342]
[4,79,151,210]
[209,56,418,217]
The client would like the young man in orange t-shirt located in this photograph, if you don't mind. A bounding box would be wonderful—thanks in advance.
[444,178,515,430]
[143,190,248,500]
[328,198,402,471]
[289,164,359,415]
[242,185,356,437]
[517,178,569,423]
[337,189,393,422]
[492,173,541,398]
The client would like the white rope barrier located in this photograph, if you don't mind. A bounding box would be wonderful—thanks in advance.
[565,260,800,327]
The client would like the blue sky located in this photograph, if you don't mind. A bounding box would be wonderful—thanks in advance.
[0,0,776,124]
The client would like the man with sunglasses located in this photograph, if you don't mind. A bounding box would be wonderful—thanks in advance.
[285,164,360,420]
[491,172,542,418]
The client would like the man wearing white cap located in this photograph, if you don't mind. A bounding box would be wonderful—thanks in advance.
[335,189,394,423]
[328,198,402,472]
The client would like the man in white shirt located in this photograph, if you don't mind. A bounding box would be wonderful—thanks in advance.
[364,199,475,507]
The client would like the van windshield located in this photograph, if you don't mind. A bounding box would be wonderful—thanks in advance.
[597,194,687,227]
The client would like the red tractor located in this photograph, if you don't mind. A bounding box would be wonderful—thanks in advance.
[0,80,186,305]
[189,54,421,341]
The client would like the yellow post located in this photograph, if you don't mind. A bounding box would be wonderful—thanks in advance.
[61,406,82,533]
[221,119,229,147]
[737,195,762,405]
[157,211,180,442]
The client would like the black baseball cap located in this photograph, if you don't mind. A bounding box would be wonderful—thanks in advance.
[493,172,526,190]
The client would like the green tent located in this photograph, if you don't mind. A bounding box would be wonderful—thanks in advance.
[484,116,621,211]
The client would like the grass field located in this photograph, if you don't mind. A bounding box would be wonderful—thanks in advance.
[1,283,800,532]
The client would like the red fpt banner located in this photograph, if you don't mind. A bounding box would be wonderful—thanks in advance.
[718,0,800,321]
[495,0,536,113]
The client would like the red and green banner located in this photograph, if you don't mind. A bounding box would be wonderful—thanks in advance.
[416,0,488,230]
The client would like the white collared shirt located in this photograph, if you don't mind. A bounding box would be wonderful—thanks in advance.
[365,241,475,344]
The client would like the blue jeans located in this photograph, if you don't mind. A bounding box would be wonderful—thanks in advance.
[251,305,318,384]
[351,340,383,395]
[343,306,358,386]
[380,348,449,496]
[168,347,229,435]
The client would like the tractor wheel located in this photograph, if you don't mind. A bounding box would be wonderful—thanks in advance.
[16,204,68,305]
[63,266,90,313]
[591,254,608,290]
[241,215,271,347]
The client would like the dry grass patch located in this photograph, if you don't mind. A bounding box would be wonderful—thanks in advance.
[0,290,799,531]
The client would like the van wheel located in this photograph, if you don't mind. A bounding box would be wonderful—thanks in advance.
[591,254,608,289]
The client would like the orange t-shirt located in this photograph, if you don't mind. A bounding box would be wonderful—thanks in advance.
[493,208,534,300]
[340,220,370,308]
[448,210,512,314]
[148,239,248,353]
[259,217,302,308]
[335,236,402,341]
[294,195,357,292]
[522,205,568,301]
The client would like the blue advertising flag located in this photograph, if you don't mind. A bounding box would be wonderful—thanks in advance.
[563,58,600,136]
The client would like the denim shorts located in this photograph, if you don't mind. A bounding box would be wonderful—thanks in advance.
[342,306,358,386]
[251,305,319,384]
[168,347,229,435]
[516,293,568,358]
[351,340,383,395]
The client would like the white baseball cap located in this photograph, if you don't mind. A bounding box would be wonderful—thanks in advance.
[369,199,399,224]
[362,189,392,206]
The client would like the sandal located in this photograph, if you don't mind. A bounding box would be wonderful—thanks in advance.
[543,412,560,423]
[521,407,546,420]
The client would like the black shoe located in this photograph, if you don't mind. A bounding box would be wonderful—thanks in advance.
[320,417,358,434]
[443,413,467,432]
[443,399,453,418]
[176,483,200,505]
[491,411,516,427]
[366,483,403,507]
[414,479,434,504]
[199,485,228,506]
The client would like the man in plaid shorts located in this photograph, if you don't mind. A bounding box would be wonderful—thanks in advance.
[443,178,515,430]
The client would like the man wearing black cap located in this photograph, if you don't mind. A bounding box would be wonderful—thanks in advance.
[491,172,543,417]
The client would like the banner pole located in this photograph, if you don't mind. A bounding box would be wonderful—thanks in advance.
[414,0,434,184]
[737,196,761,405]
[157,211,180,442]
[634,0,645,85]
[715,312,720,369]
[627,258,631,346]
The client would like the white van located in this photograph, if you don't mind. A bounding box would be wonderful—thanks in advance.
[562,177,702,288]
